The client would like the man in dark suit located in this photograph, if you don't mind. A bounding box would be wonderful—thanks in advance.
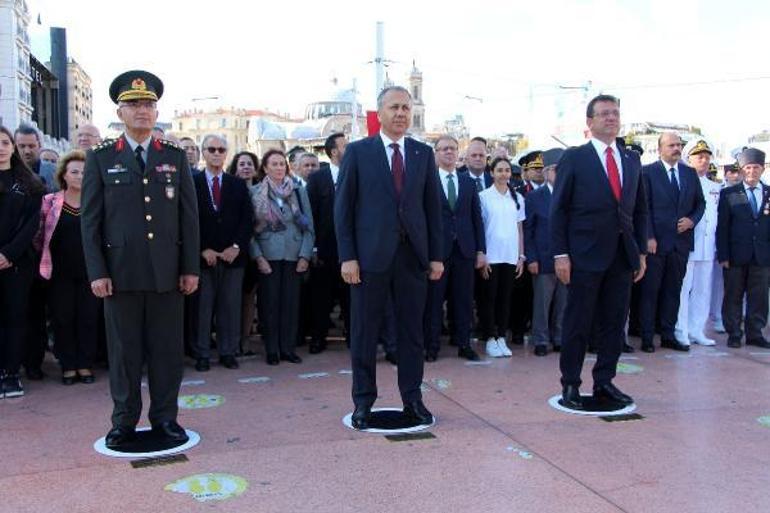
[424,135,485,362]
[459,138,493,192]
[551,94,648,409]
[193,134,254,371]
[525,148,566,357]
[307,133,348,354]
[716,148,770,349]
[335,85,443,429]
[81,71,200,449]
[638,132,705,352]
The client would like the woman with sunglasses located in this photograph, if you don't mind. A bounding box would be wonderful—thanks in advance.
[0,125,45,398]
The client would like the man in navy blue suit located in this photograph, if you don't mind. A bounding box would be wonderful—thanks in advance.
[459,138,493,192]
[525,148,566,357]
[335,86,443,430]
[638,132,704,353]
[551,94,648,409]
[424,135,486,362]
[717,148,770,349]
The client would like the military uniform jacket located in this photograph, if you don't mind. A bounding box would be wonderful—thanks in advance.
[716,182,770,267]
[690,176,720,261]
[81,135,200,293]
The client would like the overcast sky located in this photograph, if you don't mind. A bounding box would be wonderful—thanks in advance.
[29,0,770,148]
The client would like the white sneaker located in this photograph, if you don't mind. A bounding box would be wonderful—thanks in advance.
[691,334,716,346]
[497,337,512,357]
[486,338,502,358]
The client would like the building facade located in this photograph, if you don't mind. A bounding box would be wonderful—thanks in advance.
[0,0,33,129]
[66,58,91,142]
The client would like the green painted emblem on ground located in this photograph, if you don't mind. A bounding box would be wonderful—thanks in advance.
[758,415,770,427]
[616,362,644,374]
[165,473,248,502]
[177,394,224,409]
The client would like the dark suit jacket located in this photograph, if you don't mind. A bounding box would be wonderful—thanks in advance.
[437,171,485,260]
[82,135,200,293]
[307,166,337,263]
[641,161,705,255]
[716,182,770,266]
[524,185,555,274]
[193,172,253,268]
[459,169,493,191]
[334,135,442,273]
[550,141,648,272]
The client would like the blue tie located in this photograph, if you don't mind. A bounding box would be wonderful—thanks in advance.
[748,187,759,217]
[669,168,679,201]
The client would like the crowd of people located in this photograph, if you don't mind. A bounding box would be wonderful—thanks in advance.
[0,92,767,412]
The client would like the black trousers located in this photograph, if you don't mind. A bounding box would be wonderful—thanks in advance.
[104,290,184,428]
[722,264,769,342]
[509,267,533,339]
[0,260,34,374]
[638,251,687,343]
[479,263,516,340]
[350,242,427,408]
[560,241,633,387]
[309,259,350,343]
[48,274,100,371]
[424,245,475,353]
[259,260,302,356]
[23,273,48,371]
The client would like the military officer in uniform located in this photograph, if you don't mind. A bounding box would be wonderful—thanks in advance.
[675,140,720,346]
[81,70,200,449]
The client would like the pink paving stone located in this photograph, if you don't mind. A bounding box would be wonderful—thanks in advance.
[0,333,768,512]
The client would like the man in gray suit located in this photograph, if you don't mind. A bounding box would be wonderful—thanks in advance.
[81,70,200,450]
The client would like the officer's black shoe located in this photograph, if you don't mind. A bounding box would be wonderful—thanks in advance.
[593,383,633,405]
[309,340,327,354]
[457,346,480,361]
[219,355,239,369]
[266,353,280,365]
[747,338,770,349]
[105,426,135,450]
[561,385,583,410]
[385,352,398,365]
[351,405,371,430]
[25,367,44,381]
[280,352,302,364]
[3,374,24,398]
[552,344,561,353]
[622,342,635,353]
[152,421,188,443]
[727,338,742,348]
[195,358,210,372]
[534,345,548,357]
[424,351,438,362]
[403,400,433,425]
[661,339,690,352]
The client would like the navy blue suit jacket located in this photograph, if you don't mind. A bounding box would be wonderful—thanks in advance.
[716,183,770,266]
[641,161,705,255]
[524,185,555,274]
[437,172,485,260]
[550,141,648,272]
[334,135,443,273]
[458,169,493,191]
[306,166,337,263]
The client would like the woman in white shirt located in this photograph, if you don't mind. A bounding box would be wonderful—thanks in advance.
[478,157,526,358]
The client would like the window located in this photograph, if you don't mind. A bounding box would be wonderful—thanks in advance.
[221,118,227,128]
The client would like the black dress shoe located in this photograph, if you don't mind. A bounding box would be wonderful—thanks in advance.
[62,374,77,386]
[593,383,633,405]
[561,385,583,410]
[510,334,524,346]
[457,346,480,361]
[622,342,635,353]
[552,344,561,353]
[195,358,210,372]
[747,338,770,349]
[280,352,302,364]
[25,367,44,381]
[403,400,433,425]
[309,340,327,354]
[351,405,371,430]
[152,420,189,443]
[661,339,690,352]
[587,345,597,354]
[424,351,438,362]
[385,352,398,365]
[79,374,96,384]
[105,426,135,449]
[534,345,548,357]
[641,342,655,353]
[219,355,239,369]
[266,353,280,365]
[727,338,742,348]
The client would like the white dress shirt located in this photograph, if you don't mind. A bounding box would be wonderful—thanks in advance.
[660,160,681,187]
[479,186,526,265]
[380,131,406,171]
[590,138,624,186]
[330,163,340,186]
[124,134,152,164]
[743,181,763,214]
[438,168,457,200]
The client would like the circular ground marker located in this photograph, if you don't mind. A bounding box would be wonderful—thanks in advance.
[342,408,436,434]
[616,362,644,374]
[178,394,224,409]
[757,415,770,427]
[547,394,637,416]
[165,473,248,502]
[93,427,200,458]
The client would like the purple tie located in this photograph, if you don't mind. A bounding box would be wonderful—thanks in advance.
[390,143,404,198]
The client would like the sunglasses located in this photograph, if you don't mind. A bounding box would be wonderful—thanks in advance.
[206,147,227,154]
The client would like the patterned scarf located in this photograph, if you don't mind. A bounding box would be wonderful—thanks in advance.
[253,176,306,233]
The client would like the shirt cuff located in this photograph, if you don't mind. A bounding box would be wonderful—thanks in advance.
[554,254,569,259]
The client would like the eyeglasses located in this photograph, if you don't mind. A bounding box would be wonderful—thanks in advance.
[206,147,227,154]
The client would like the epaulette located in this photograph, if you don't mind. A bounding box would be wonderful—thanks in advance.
[92,138,117,152]
[159,138,182,151]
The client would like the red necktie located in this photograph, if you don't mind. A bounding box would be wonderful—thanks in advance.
[605,147,622,201]
[212,175,221,209]
[390,143,404,198]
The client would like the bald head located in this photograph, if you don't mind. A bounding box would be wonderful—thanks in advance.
[465,140,487,175]
[658,132,683,167]
[76,124,101,150]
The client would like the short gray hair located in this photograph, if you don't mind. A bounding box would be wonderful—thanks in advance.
[377,85,412,111]
[201,133,227,151]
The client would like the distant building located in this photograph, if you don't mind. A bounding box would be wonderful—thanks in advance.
[0,0,33,129]
[409,62,425,136]
[67,58,92,142]
[622,121,705,163]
